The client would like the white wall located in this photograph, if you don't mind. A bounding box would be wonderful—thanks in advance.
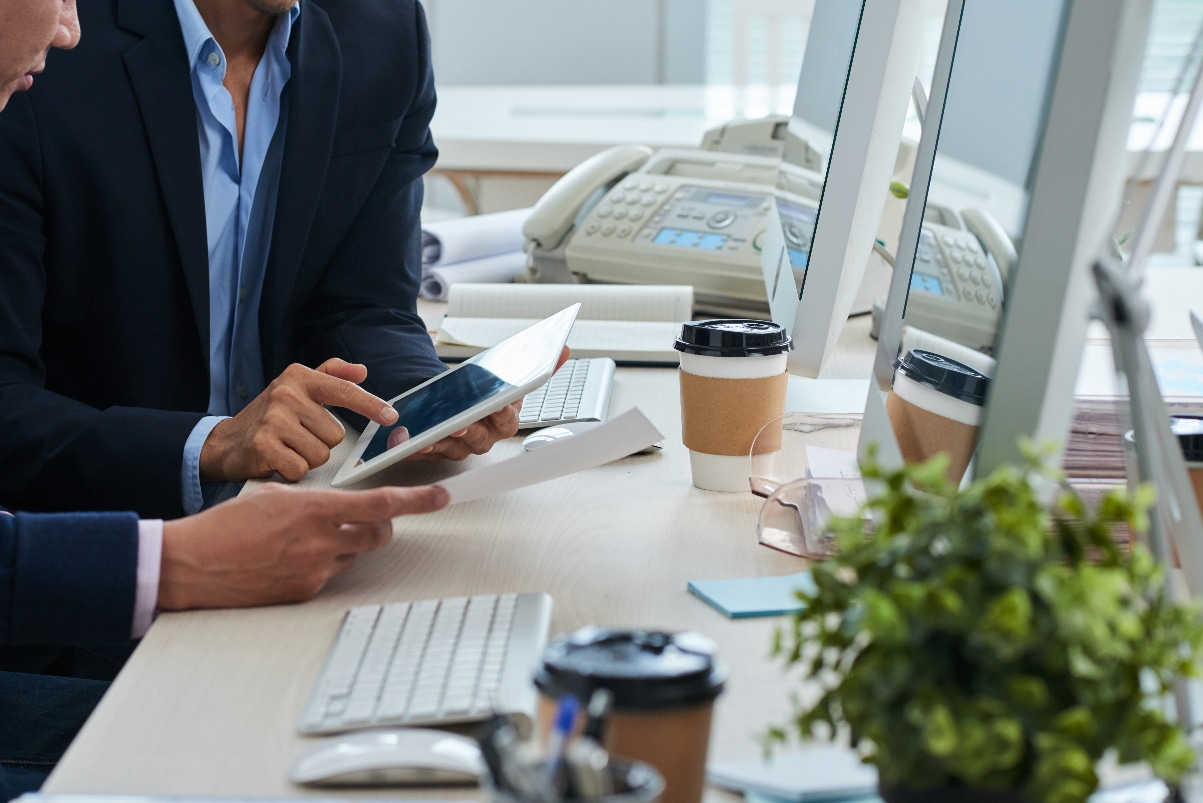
[423,0,705,86]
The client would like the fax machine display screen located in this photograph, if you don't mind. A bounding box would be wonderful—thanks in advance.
[699,190,760,207]
[653,228,729,251]
[911,272,944,296]
[359,365,510,464]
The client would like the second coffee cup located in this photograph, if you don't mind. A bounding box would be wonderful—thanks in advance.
[885,348,990,484]
[533,628,726,803]
[675,319,793,492]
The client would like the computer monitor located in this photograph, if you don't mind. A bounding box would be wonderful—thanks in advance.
[760,0,924,378]
[862,0,1153,476]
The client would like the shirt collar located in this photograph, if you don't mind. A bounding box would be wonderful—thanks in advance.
[172,0,301,72]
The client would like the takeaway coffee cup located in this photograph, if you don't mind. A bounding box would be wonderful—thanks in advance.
[885,349,990,484]
[674,319,793,492]
[533,628,726,803]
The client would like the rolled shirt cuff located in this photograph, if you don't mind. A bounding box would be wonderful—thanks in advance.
[182,415,229,515]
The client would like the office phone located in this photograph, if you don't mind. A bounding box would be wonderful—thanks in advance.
[871,204,1016,353]
[522,143,823,315]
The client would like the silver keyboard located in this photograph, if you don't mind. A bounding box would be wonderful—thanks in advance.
[518,357,616,429]
[298,592,552,735]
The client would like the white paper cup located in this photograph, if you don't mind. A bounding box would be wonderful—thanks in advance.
[675,320,793,492]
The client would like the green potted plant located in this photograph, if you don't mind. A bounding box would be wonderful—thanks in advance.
[767,447,1203,803]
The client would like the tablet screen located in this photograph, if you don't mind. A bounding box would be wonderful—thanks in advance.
[345,305,578,477]
[360,364,509,463]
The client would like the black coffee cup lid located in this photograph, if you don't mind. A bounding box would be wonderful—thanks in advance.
[533,628,726,710]
[894,349,990,406]
[673,319,793,357]
[1172,416,1203,462]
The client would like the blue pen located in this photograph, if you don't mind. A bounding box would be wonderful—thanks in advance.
[545,694,580,797]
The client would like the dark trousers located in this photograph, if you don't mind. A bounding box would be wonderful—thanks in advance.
[0,643,136,801]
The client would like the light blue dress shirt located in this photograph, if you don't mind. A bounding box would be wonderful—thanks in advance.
[173,0,300,513]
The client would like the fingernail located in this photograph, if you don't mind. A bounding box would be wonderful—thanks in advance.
[431,486,450,507]
[381,405,398,423]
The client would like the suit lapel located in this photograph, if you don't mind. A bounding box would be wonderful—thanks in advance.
[118,0,211,355]
[261,3,342,352]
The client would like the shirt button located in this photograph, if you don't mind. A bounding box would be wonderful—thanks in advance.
[239,285,249,301]
[237,384,249,399]
[207,52,221,67]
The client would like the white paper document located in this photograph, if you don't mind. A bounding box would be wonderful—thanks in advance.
[440,318,683,358]
[437,408,664,505]
[437,283,693,363]
[445,283,692,322]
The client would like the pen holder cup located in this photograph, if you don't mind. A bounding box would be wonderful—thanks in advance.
[484,758,664,803]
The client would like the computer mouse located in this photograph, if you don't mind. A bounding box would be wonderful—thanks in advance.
[522,422,662,454]
[289,727,484,787]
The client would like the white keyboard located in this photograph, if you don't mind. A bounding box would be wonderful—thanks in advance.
[518,357,616,429]
[298,592,552,735]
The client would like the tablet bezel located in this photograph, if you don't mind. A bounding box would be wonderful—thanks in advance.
[330,304,580,488]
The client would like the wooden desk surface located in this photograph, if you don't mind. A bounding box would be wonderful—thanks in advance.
[45,315,876,797]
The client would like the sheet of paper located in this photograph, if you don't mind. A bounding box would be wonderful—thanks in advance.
[437,408,664,505]
[687,571,815,618]
[804,446,861,479]
[439,317,682,355]
[707,747,878,801]
[445,283,693,323]
[785,377,870,415]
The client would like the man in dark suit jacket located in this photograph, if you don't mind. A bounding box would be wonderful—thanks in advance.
[0,0,521,521]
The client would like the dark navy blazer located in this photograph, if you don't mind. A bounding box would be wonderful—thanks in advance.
[0,0,447,519]
[0,507,137,649]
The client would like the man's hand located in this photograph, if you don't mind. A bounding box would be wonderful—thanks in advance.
[200,359,398,483]
[157,483,450,610]
[402,346,571,462]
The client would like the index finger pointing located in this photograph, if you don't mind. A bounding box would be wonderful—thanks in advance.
[306,372,398,426]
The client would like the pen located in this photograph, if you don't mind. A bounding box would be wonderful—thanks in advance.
[545,694,579,797]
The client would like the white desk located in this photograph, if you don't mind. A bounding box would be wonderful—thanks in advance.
[44,315,876,798]
[41,269,1203,794]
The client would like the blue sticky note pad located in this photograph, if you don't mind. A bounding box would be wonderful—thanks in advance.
[687,571,816,618]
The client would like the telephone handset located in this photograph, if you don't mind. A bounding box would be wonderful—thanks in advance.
[524,145,654,252]
[871,203,1015,354]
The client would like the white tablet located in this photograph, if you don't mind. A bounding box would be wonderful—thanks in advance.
[330,304,581,488]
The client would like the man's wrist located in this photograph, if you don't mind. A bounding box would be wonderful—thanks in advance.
[184,416,229,513]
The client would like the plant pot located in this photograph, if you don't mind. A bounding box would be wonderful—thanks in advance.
[878,784,1025,803]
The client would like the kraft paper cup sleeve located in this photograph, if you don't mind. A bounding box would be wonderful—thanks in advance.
[679,370,788,457]
[885,389,980,484]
